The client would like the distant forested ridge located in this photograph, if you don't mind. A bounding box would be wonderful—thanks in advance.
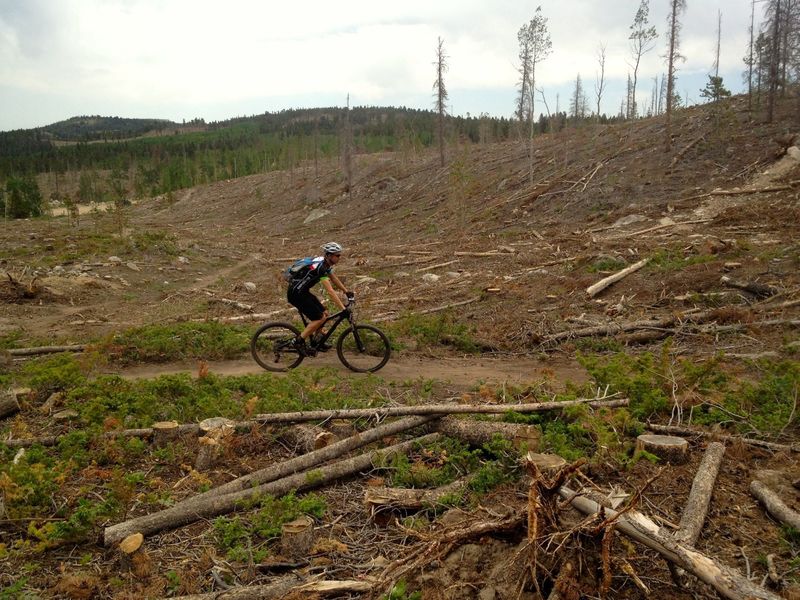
[0,107,513,200]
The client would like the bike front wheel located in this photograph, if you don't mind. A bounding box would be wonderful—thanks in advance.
[251,322,304,372]
[336,325,391,373]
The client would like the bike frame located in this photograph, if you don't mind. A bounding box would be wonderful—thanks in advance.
[296,300,356,349]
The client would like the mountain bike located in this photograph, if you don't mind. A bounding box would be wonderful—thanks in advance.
[250,295,391,373]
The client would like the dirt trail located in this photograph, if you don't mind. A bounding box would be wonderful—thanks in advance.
[114,353,589,389]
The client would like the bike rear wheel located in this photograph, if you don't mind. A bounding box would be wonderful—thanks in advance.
[251,322,304,372]
[336,325,391,373]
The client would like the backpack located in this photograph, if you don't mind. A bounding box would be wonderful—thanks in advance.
[282,257,314,283]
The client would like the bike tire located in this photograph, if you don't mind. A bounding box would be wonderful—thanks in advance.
[251,322,305,372]
[336,325,391,373]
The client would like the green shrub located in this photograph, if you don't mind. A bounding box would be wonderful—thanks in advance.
[105,321,250,363]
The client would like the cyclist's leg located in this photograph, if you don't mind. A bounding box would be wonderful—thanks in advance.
[289,290,327,341]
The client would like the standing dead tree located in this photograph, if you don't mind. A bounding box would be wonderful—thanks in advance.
[628,0,658,119]
[517,6,552,185]
[665,0,687,152]
[433,37,449,168]
[595,43,607,119]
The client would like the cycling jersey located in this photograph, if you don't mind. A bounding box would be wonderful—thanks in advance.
[288,256,333,294]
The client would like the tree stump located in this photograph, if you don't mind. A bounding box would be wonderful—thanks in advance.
[636,434,689,464]
[119,532,151,577]
[152,421,180,447]
[195,436,222,472]
[280,515,315,559]
[195,418,234,471]
[0,390,20,419]
[525,452,567,476]
[198,417,235,438]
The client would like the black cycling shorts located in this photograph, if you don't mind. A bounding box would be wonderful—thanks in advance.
[287,288,325,321]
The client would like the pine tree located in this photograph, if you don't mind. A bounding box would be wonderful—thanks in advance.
[433,37,449,167]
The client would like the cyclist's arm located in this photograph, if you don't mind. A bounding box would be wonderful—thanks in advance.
[329,272,348,294]
[321,278,347,311]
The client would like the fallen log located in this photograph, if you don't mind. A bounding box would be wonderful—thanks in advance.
[750,480,800,530]
[437,416,540,451]
[7,344,86,356]
[372,297,481,322]
[103,433,440,547]
[190,415,438,502]
[252,397,629,424]
[163,577,373,600]
[586,258,649,298]
[721,275,778,299]
[674,442,725,546]
[646,424,800,453]
[365,479,469,512]
[558,486,782,600]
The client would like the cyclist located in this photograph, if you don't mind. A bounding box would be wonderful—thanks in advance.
[287,241,353,355]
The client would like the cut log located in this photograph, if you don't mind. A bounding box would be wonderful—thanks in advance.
[0,390,20,419]
[314,431,336,449]
[279,515,315,559]
[192,415,439,502]
[103,433,440,546]
[750,480,800,530]
[7,344,85,356]
[559,486,782,600]
[365,479,469,512]
[586,258,649,297]
[646,424,800,453]
[252,397,629,424]
[162,577,372,600]
[152,421,180,447]
[437,416,539,451]
[721,275,778,299]
[674,442,725,546]
[636,434,689,464]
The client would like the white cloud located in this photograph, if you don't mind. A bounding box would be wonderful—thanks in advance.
[0,0,758,130]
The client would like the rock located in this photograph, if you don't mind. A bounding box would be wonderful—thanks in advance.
[108,256,122,264]
[421,273,440,283]
[242,282,257,293]
[658,217,675,226]
[126,262,141,272]
[52,266,65,274]
[787,146,800,161]
[177,256,190,264]
[445,271,460,279]
[303,208,330,224]
[394,271,410,278]
[613,214,648,227]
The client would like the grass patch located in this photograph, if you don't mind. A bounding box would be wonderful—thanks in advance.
[648,247,716,272]
[384,312,480,353]
[578,348,800,436]
[212,492,325,562]
[100,321,251,363]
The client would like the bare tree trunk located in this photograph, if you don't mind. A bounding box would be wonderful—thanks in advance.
[665,0,681,152]
[768,0,782,123]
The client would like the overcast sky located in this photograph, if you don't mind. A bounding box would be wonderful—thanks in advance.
[0,0,761,132]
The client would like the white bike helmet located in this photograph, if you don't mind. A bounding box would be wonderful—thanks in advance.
[322,241,343,255]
